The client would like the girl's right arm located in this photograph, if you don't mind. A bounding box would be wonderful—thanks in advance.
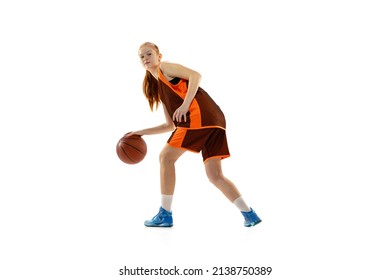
[126,104,175,136]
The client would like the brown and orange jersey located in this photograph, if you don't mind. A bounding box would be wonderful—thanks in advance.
[158,68,226,129]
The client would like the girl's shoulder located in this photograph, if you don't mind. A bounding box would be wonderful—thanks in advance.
[160,61,177,81]
[160,61,176,71]
[160,61,198,81]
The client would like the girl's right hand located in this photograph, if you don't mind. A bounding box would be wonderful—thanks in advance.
[124,131,142,137]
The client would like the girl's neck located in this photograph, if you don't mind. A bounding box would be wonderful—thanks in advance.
[149,64,160,80]
[149,69,159,80]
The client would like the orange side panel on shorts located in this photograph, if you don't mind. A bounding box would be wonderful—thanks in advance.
[168,128,187,148]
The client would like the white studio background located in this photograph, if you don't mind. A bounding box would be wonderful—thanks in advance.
[1,0,389,279]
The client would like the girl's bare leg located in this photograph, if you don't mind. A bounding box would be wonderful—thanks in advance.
[204,158,242,202]
[159,144,186,195]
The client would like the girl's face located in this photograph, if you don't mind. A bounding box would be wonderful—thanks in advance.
[138,45,161,70]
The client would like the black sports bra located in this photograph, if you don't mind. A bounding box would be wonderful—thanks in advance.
[169,77,181,85]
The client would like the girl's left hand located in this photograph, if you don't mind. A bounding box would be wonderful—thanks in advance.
[173,104,189,122]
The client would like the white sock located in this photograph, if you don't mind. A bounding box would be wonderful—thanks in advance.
[161,194,173,212]
[233,196,251,212]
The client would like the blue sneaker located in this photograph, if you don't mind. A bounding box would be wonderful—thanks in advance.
[144,207,173,227]
[241,208,261,227]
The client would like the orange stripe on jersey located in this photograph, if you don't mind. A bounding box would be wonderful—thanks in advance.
[188,99,201,128]
[158,69,187,98]
[158,68,226,129]
[158,69,202,128]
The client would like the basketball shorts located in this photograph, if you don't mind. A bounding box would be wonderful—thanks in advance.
[167,127,230,162]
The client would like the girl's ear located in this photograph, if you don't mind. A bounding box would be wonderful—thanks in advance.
[158,53,162,61]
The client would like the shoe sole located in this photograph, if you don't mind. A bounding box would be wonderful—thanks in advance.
[245,219,262,227]
[144,223,173,227]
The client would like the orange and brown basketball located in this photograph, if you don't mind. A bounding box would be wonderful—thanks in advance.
[116,134,147,164]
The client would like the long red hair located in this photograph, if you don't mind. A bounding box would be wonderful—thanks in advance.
[140,42,160,111]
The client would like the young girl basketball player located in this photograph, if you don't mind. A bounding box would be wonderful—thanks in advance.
[128,42,261,227]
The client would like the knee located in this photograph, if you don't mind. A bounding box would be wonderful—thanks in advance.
[159,149,178,166]
[206,169,224,185]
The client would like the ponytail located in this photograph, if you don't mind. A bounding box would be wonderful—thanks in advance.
[142,70,160,111]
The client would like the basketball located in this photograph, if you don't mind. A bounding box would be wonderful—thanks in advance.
[116,134,147,164]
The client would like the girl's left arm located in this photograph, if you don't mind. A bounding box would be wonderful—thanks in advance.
[160,62,202,122]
